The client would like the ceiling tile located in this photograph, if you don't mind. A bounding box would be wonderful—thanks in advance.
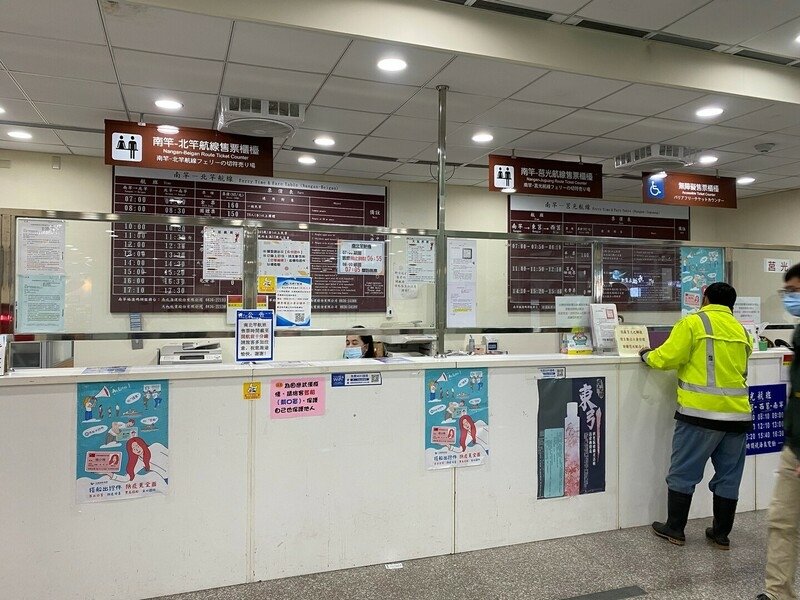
[388,163,441,177]
[665,0,800,45]
[715,133,800,155]
[494,1,591,13]
[720,154,798,173]
[325,168,388,180]
[512,71,628,107]
[446,124,528,147]
[333,40,452,86]
[688,149,752,166]
[430,56,548,98]
[313,77,418,113]
[140,114,214,129]
[122,86,217,120]
[35,103,126,129]
[330,157,400,173]
[721,103,800,132]
[470,99,573,130]
[302,106,386,135]
[115,49,224,94]
[511,131,591,153]
[541,109,641,136]
[0,141,69,153]
[0,98,45,123]
[274,150,340,169]
[604,118,706,143]
[449,177,485,186]
[0,0,106,44]
[372,116,441,142]
[382,172,431,183]
[222,63,325,104]
[452,166,487,180]
[741,16,800,59]
[577,0,708,29]
[285,129,364,153]
[764,145,800,160]
[664,125,760,148]
[751,176,800,190]
[14,74,123,110]
[69,146,104,157]
[588,84,705,117]
[58,131,104,148]
[274,165,329,176]
[0,33,115,83]
[413,144,494,165]
[0,128,65,145]
[757,161,800,177]
[396,89,497,123]
[657,94,773,124]
[0,72,24,100]
[493,148,550,159]
[104,5,231,60]
[229,22,349,73]
[560,137,643,157]
[352,137,430,159]
[545,153,605,163]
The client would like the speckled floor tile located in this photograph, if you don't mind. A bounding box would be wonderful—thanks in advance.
[152,510,786,600]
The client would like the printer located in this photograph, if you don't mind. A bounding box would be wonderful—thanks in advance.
[158,341,222,365]
[377,322,436,357]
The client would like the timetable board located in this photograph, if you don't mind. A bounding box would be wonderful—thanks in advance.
[111,167,387,313]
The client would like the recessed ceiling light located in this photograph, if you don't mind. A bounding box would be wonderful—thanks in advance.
[696,106,724,118]
[157,125,179,135]
[314,136,335,147]
[698,154,718,165]
[795,33,800,43]
[649,171,668,180]
[298,155,317,165]
[472,132,494,143]
[737,176,756,185]
[377,58,407,72]
[501,187,516,193]
[154,99,183,110]
[7,130,32,139]
[0,106,5,114]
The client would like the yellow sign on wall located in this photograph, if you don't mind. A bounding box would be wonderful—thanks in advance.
[243,381,262,401]
[258,275,277,294]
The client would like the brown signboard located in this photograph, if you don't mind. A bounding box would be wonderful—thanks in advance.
[489,155,603,198]
[642,171,737,208]
[104,119,273,176]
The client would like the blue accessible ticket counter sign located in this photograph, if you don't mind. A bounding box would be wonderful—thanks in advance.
[331,372,382,387]
[747,384,787,456]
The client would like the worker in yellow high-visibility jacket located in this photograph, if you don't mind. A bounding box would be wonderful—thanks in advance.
[640,282,752,549]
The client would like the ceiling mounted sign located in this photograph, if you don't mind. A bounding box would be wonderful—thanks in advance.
[642,171,737,209]
[488,155,603,198]
[104,119,273,177]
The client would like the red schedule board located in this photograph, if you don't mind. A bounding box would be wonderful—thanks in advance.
[508,196,689,312]
[111,167,387,313]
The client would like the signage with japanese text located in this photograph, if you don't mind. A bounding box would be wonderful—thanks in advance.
[643,171,737,208]
[489,155,603,198]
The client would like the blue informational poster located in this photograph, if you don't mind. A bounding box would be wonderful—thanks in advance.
[747,384,787,456]
[680,247,725,315]
[276,276,312,327]
[76,380,169,503]
[424,368,489,469]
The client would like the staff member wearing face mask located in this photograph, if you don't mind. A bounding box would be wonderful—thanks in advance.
[757,264,800,600]
[344,326,376,359]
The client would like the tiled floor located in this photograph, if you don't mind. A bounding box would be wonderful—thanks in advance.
[154,511,781,600]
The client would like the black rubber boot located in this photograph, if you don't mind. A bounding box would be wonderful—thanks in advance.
[652,489,693,546]
[705,494,737,550]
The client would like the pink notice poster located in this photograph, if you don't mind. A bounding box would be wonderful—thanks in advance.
[270,377,326,419]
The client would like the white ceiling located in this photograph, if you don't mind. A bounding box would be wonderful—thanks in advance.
[1,1,800,199]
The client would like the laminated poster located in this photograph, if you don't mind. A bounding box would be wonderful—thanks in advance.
[276,276,312,327]
[337,240,385,275]
[76,380,169,503]
[16,274,65,332]
[17,218,65,275]
[746,384,786,456]
[257,239,310,278]
[680,247,724,315]
[424,368,489,469]
[406,236,436,284]
[537,377,605,499]
[202,226,243,281]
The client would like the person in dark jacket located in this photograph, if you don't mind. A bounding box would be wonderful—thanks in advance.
[757,264,800,600]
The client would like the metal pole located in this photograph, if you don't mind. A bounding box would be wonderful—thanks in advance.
[591,240,603,304]
[242,226,258,309]
[435,85,449,355]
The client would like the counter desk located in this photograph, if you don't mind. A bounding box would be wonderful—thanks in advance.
[0,351,788,600]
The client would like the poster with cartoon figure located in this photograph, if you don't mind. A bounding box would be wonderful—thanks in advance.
[76,380,169,503]
[680,247,725,315]
[424,368,489,469]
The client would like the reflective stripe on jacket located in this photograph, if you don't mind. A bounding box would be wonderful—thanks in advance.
[644,304,752,422]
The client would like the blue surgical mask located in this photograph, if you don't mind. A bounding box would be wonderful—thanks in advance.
[344,347,363,359]
[783,292,800,317]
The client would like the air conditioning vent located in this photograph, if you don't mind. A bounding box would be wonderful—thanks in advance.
[614,144,699,171]
[216,96,305,138]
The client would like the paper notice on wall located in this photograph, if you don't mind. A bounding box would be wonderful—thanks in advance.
[589,303,617,352]
[555,296,591,328]
[393,266,419,299]
[16,274,65,332]
[257,239,310,278]
[226,294,268,325]
[203,226,243,280]
[734,296,761,325]
[337,240,385,275]
[614,325,650,357]
[447,282,477,327]
[406,236,436,284]
[17,218,65,275]
[235,309,274,362]
[270,376,325,419]
[276,276,312,327]
[447,238,477,283]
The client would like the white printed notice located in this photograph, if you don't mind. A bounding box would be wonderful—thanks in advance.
[394,266,419,299]
[276,277,312,327]
[16,274,65,332]
[337,241,385,275]
[257,239,310,277]
[406,236,436,284]
[555,296,591,328]
[734,296,761,325]
[235,309,274,362]
[202,227,243,280]
[447,239,477,327]
[17,218,65,275]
